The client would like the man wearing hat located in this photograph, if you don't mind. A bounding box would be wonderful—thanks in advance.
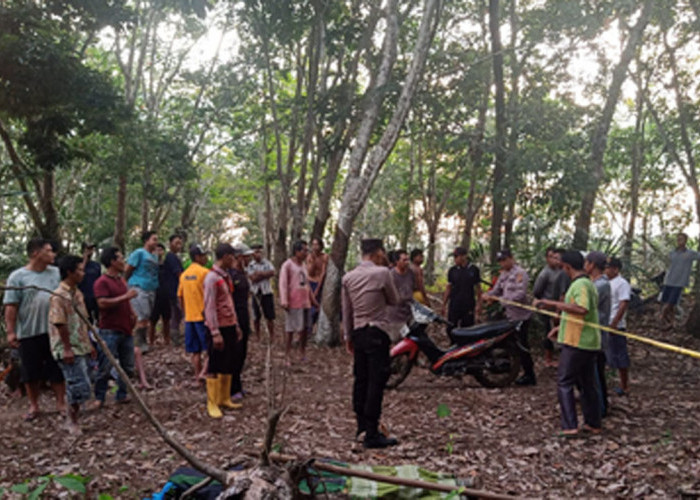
[342,238,400,449]
[202,243,243,418]
[441,246,482,333]
[230,244,253,399]
[484,249,536,386]
[78,242,101,324]
[177,244,211,387]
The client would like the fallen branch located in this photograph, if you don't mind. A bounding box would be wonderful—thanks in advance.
[268,452,515,499]
[1,284,229,486]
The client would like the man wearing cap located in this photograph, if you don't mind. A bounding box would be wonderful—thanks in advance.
[660,232,700,329]
[202,243,243,418]
[584,251,611,416]
[534,250,601,437]
[484,249,536,386]
[178,244,211,386]
[604,256,631,395]
[342,238,400,449]
[441,247,482,333]
[78,242,101,324]
[248,244,276,342]
[230,244,253,399]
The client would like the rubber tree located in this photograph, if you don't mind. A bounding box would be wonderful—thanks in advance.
[315,0,443,345]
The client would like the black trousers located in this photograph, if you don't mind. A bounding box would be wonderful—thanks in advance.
[447,306,474,335]
[352,326,391,437]
[557,345,601,430]
[231,309,251,394]
[517,319,535,379]
[207,326,236,375]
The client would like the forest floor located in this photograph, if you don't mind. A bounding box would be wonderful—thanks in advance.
[1,303,700,499]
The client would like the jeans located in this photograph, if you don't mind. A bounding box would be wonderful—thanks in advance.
[557,345,601,430]
[352,326,391,437]
[94,329,134,402]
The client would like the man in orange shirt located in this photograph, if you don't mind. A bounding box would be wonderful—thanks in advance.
[178,245,210,387]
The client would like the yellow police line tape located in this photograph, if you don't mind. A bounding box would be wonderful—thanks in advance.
[491,296,700,361]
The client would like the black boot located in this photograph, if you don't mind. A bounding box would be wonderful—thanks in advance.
[364,432,398,449]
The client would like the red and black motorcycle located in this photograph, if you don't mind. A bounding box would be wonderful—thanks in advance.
[387,301,522,389]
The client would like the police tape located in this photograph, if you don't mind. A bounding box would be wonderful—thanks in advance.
[491,296,700,360]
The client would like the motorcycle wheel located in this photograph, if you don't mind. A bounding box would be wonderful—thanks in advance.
[473,340,521,388]
[386,352,413,389]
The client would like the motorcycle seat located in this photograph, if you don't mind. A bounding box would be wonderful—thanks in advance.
[450,320,517,344]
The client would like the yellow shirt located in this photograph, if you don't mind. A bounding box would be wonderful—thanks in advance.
[178,262,210,322]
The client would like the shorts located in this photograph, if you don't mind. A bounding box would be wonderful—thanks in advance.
[18,334,64,384]
[252,293,275,321]
[285,308,309,333]
[603,330,630,369]
[57,356,92,405]
[207,326,236,375]
[661,286,683,306]
[150,291,172,323]
[185,321,208,353]
[130,287,155,322]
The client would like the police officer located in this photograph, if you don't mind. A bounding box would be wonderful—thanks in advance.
[342,238,400,448]
[483,249,536,386]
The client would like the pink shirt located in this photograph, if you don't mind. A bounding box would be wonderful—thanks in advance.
[203,265,238,333]
[278,258,312,309]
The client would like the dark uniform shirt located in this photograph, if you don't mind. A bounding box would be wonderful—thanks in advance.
[447,263,481,315]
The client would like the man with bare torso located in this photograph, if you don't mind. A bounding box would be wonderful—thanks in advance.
[410,249,430,306]
[306,237,329,327]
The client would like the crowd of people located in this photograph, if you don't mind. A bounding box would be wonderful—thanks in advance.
[3,230,696,443]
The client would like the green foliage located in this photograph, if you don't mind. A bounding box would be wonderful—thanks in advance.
[436,403,451,419]
[5,473,90,498]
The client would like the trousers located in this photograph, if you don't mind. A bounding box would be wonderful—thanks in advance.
[557,345,601,430]
[352,326,391,437]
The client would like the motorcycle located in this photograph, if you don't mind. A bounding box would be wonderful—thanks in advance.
[386,301,522,389]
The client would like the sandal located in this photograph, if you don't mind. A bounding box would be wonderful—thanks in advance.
[555,430,582,439]
[23,411,39,422]
[581,424,602,435]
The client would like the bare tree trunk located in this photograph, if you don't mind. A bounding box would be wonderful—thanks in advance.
[315,0,442,345]
[425,223,438,286]
[623,77,645,272]
[488,0,506,264]
[572,0,652,249]
[114,175,127,249]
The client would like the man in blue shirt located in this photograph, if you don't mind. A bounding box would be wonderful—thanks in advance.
[125,230,159,389]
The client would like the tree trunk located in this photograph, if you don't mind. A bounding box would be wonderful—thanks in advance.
[425,223,437,286]
[488,0,506,264]
[315,0,442,345]
[114,175,127,250]
[572,0,652,249]
[623,78,644,273]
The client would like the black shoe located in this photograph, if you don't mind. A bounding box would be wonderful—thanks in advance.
[364,433,398,449]
[515,375,536,386]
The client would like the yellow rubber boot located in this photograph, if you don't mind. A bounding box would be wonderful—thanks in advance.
[206,377,223,418]
[218,374,242,410]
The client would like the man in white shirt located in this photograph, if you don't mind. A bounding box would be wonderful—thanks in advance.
[605,257,631,395]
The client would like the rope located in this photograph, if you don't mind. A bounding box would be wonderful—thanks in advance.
[492,296,700,360]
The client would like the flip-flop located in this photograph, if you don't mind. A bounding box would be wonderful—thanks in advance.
[581,425,602,435]
[23,411,39,422]
[555,430,582,439]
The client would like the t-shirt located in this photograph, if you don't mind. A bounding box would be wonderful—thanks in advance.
[558,275,600,350]
[178,262,210,322]
[387,267,415,323]
[608,275,631,329]
[665,248,700,288]
[49,282,92,359]
[161,252,183,299]
[3,266,60,339]
[78,260,101,300]
[533,266,568,300]
[248,258,275,295]
[127,248,159,291]
[229,267,250,318]
[593,275,611,327]
[94,274,133,335]
[278,259,312,309]
[447,264,481,313]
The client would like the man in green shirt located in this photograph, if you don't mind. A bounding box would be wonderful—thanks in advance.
[534,250,601,437]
